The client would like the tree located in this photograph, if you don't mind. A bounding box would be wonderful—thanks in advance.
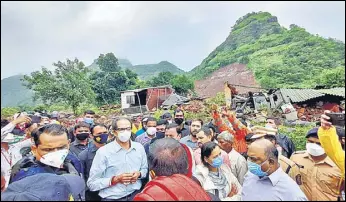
[171,75,194,95]
[147,72,174,87]
[315,66,345,88]
[97,53,121,72]
[91,53,141,105]
[22,58,95,114]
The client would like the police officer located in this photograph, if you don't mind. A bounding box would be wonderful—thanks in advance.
[290,127,343,201]
[78,124,110,201]
[250,126,301,179]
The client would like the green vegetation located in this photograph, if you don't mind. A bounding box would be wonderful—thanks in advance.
[1,75,37,107]
[147,72,195,95]
[190,11,345,89]
[126,61,184,80]
[90,53,144,105]
[22,58,96,114]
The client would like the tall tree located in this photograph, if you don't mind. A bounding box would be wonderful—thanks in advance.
[91,53,141,105]
[147,72,174,87]
[22,58,95,114]
[171,75,194,95]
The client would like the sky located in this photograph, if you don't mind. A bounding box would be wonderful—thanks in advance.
[1,1,345,79]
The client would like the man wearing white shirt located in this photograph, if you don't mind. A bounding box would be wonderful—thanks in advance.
[217,131,248,185]
[1,117,33,189]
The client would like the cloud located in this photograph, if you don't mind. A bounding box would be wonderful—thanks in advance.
[1,1,345,79]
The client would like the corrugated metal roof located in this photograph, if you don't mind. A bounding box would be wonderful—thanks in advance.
[121,85,173,93]
[317,88,345,98]
[280,89,325,103]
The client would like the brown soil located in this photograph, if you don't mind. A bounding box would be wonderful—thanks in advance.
[194,63,261,98]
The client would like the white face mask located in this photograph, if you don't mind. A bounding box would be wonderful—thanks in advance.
[118,131,132,143]
[168,120,173,124]
[146,127,157,136]
[306,143,325,157]
[39,149,68,168]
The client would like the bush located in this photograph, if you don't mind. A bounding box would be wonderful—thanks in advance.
[279,125,313,151]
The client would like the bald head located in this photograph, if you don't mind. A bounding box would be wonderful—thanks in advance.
[248,139,279,175]
[251,139,278,160]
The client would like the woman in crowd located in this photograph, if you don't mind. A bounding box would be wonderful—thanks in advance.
[194,142,242,201]
[194,127,231,168]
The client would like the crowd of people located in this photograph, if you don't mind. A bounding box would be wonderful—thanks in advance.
[0,106,345,201]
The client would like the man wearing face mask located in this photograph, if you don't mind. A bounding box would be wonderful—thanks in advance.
[174,109,190,138]
[87,117,148,201]
[242,139,307,201]
[79,124,110,201]
[84,110,96,127]
[290,127,343,201]
[10,124,83,184]
[69,122,91,157]
[135,117,158,146]
[250,126,300,178]
[180,119,203,150]
[143,119,168,155]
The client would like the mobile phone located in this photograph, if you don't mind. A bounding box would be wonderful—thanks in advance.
[326,112,345,127]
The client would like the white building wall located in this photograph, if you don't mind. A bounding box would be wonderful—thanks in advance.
[121,92,135,109]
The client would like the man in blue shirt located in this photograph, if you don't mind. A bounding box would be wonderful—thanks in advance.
[135,117,157,146]
[87,117,148,201]
[242,139,307,201]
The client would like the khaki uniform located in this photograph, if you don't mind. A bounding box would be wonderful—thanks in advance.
[279,154,301,180]
[290,151,343,201]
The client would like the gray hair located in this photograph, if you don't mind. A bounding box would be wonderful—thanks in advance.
[217,131,234,143]
[111,117,132,131]
[148,138,188,176]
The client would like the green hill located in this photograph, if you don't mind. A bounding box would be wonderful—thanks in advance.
[86,59,183,80]
[1,59,183,107]
[1,75,37,108]
[190,11,345,88]
[127,61,184,80]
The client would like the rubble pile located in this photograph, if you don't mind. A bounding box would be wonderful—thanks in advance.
[293,102,342,122]
[99,104,121,112]
[182,100,206,113]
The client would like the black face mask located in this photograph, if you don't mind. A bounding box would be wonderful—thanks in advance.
[76,133,89,141]
[175,118,184,125]
[156,132,165,138]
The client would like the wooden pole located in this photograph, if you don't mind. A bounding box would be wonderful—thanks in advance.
[137,92,143,114]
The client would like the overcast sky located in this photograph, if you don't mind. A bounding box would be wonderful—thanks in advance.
[1,1,345,79]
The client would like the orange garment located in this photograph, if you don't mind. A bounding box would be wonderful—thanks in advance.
[212,111,248,154]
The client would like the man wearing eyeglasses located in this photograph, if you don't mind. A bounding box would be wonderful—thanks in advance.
[87,117,148,201]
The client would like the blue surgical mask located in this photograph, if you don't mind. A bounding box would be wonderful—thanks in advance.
[247,159,269,177]
[210,156,223,168]
[84,118,94,125]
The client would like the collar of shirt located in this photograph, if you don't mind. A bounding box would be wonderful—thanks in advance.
[259,167,283,186]
[303,152,336,167]
[113,140,137,153]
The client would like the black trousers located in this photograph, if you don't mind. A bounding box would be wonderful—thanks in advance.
[101,190,141,201]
